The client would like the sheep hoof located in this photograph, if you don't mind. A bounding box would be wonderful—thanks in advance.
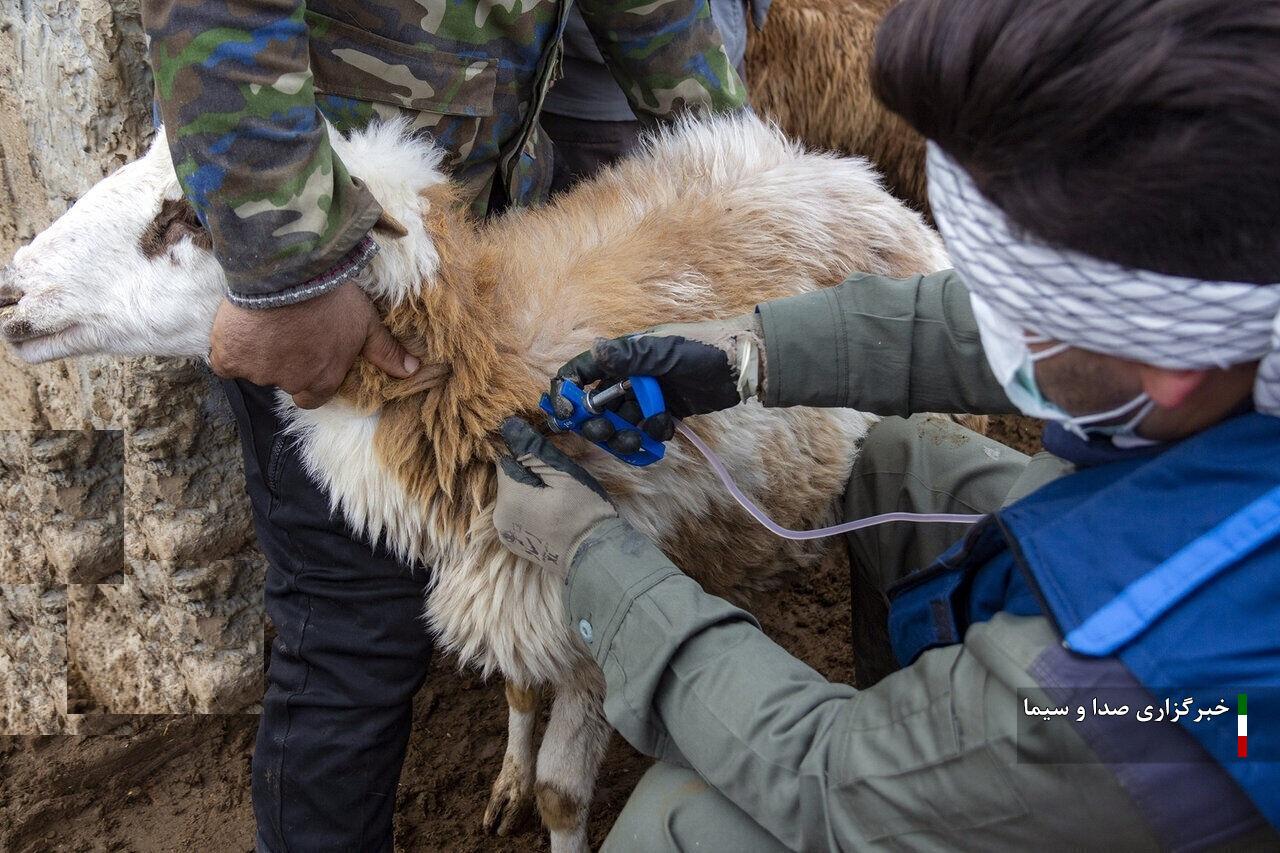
[483,765,534,837]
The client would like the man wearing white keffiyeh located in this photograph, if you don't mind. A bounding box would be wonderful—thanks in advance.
[487,1,1280,849]
[926,141,1280,439]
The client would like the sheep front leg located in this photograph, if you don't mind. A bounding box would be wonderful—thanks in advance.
[483,680,541,836]
[535,661,610,853]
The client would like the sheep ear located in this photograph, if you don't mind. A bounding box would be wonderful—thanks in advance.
[373,209,409,239]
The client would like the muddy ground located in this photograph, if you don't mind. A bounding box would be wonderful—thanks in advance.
[0,549,856,852]
[1,419,1040,852]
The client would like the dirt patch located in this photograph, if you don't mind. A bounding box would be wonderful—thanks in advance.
[0,716,256,853]
[1,545,853,852]
[985,414,1045,457]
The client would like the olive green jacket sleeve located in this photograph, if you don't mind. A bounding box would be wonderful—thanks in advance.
[756,270,1015,416]
[565,519,1159,851]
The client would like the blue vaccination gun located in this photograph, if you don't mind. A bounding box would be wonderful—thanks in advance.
[540,376,667,467]
[540,375,985,537]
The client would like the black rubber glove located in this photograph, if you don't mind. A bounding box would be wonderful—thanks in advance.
[493,417,619,577]
[553,314,764,451]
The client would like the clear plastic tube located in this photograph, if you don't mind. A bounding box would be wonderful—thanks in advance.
[674,420,983,541]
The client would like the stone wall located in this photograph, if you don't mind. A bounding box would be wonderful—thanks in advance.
[0,0,263,733]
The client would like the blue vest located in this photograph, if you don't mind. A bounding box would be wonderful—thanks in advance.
[887,412,1280,845]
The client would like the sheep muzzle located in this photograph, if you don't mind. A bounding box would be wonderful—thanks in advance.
[0,265,19,307]
[1,314,40,343]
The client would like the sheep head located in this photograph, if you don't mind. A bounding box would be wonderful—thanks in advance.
[2,118,449,365]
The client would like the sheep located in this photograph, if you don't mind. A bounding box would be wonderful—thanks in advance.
[1,113,949,851]
[747,0,929,214]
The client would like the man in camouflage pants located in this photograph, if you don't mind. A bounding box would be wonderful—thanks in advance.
[541,0,764,192]
[140,1,745,849]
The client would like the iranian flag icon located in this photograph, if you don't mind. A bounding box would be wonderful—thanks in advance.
[1238,694,1248,758]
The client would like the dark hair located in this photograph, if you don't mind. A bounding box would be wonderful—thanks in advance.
[873,0,1280,284]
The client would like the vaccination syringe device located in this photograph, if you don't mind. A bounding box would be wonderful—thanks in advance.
[540,376,667,467]
[542,377,984,538]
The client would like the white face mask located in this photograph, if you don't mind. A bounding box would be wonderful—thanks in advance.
[969,294,1157,445]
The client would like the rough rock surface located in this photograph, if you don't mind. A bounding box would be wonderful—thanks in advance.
[0,584,68,735]
[0,0,264,728]
[0,430,123,586]
[0,0,151,431]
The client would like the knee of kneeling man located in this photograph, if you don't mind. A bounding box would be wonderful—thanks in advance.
[860,412,981,471]
[858,414,930,470]
[605,765,785,852]
[603,768,703,851]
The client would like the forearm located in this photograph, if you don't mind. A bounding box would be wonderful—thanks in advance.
[756,270,1015,415]
[567,520,858,849]
[576,0,748,122]
[566,523,1158,850]
[143,0,381,306]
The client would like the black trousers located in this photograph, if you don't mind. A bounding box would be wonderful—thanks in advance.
[224,379,434,852]
[541,112,644,195]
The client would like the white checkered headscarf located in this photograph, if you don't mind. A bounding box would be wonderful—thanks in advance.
[926,143,1280,418]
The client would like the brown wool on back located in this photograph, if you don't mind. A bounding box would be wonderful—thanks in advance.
[748,0,928,213]
[339,124,944,594]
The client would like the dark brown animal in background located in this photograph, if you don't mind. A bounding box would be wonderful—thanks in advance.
[747,0,929,215]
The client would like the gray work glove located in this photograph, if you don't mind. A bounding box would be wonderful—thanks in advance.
[493,417,619,577]
[553,313,764,451]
